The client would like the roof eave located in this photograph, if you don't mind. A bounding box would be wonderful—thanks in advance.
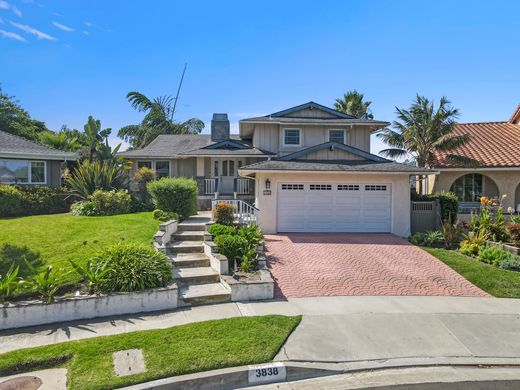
[0,152,78,161]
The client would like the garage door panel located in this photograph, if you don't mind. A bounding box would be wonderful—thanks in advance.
[278,182,392,233]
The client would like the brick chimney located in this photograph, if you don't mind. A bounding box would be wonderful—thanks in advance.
[211,113,230,142]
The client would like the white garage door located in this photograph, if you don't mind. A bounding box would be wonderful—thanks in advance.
[277,182,392,232]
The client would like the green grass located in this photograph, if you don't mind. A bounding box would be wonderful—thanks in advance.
[0,213,161,289]
[0,315,301,390]
[424,247,520,298]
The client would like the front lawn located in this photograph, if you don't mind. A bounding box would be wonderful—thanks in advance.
[0,212,161,290]
[0,315,301,390]
[424,248,520,298]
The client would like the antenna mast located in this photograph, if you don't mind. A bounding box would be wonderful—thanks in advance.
[172,63,187,118]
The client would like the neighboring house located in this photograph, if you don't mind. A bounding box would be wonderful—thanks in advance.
[427,104,520,214]
[0,130,77,187]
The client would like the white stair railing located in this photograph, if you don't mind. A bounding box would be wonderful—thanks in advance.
[212,199,260,226]
[204,178,218,195]
[235,178,250,195]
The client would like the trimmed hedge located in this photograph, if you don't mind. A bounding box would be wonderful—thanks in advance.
[0,185,72,217]
[71,190,132,216]
[413,191,458,222]
[147,178,198,220]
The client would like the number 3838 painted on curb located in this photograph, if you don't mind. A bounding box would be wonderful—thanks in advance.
[248,362,286,384]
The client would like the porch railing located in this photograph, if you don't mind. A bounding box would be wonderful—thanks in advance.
[204,178,218,195]
[212,199,260,226]
[235,178,251,195]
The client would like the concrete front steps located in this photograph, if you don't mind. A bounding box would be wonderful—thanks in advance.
[168,213,230,306]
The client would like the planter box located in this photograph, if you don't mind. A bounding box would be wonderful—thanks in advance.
[221,270,274,302]
[486,241,520,256]
[1,284,178,331]
[204,241,229,275]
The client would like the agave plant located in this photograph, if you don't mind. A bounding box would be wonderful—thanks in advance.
[67,159,129,200]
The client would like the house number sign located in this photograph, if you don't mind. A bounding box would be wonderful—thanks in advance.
[248,362,286,384]
[263,190,272,196]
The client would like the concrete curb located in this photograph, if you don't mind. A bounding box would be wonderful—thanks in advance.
[120,357,520,390]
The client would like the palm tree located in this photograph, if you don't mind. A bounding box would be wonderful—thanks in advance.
[118,92,204,148]
[83,116,103,162]
[378,95,479,192]
[334,90,374,119]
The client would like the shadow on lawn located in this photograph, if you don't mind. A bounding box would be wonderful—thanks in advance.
[0,243,45,277]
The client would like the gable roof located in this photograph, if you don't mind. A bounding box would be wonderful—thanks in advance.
[0,130,78,160]
[278,141,389,162]
[121,134,274,159]
[509,103,520,124]
[269,101,357,119]
[430,121,520,168]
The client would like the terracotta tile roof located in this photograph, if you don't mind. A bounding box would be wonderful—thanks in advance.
[431,121,520,168]
[509,103,520,124]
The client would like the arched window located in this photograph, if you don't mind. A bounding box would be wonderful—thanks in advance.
[450,174,483,202]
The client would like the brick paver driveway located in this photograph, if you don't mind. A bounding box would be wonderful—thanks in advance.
[265,233,489,298]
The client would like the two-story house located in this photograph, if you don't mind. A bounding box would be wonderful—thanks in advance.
[124,102,431,236]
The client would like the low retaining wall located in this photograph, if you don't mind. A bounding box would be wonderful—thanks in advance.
[153,220,178,247]
[486,241,520,256]
[221,270,274,302]
[1,284,178,331]
[204,241,229,275]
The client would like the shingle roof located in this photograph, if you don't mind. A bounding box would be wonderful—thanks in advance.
[239,159,433,174]
[121,134,273,158]
[0,130,78,160]
[431,122,520,168]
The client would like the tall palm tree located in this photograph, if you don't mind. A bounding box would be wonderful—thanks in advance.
[118,92,204,148]
[378,95,479,192]
[334,90,374,119]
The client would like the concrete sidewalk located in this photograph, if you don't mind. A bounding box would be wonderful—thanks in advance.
[1,296,520,362]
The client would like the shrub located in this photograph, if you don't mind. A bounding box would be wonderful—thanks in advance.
[94,243,172,293]
[508,223,520,247]
[459,242,480,257]
[129,196,154,213]
[0,185,71,217]
[208,223,236,237]
[147,178,198,220]
[214,234,248,269]
[499,256,520,271]
[409,232,427,246]
[477,246,515,266]
[70,190,132,216]
[440,218,464,249]
[152,209,178,222]
[69,259,109,295]
[413,191,458,222]
[0,266,20,302]
[67,160,128,200]
[133,167,155,201]
[213,202,235,225]
[238,224,263,251]
[424,231,443,247]
[22,264,66,304]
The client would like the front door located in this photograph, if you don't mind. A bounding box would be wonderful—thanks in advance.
[212,159,241,194]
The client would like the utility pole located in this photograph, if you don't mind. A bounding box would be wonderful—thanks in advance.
[172,63,187,119]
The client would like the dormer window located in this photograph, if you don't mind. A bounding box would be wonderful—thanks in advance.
[328,129,346,144]
[283,129,301,146]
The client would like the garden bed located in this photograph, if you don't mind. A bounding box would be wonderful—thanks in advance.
[486,240,520,256]
[0,284,178,330]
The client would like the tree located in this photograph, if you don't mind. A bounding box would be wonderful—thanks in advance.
[378,95,479,192]
[118,91,204,148]
[334,90,374,119]
[0,84,49,140]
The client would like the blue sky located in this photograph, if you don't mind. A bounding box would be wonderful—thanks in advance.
[1,0,519,153]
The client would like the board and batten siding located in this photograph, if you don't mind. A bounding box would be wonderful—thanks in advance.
[299,148,365,160]
[284,107,338,119]
[252,124,371,157]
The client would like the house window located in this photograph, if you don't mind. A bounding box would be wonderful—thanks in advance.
[283,129,301,146]
[450,174,483,202]
[0,159,46,184]
[365,185,387,191]
[328,130,345,144]
[155,161,170,179]
[338,184,359,191]
[137,161,152,169]
[281,184,304,190]
[309,184,332,191]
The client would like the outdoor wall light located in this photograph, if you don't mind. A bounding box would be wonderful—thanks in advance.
[265,178,271,189]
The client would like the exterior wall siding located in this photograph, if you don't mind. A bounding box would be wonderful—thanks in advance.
[48,160,62,187]
[252,124,371,156]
